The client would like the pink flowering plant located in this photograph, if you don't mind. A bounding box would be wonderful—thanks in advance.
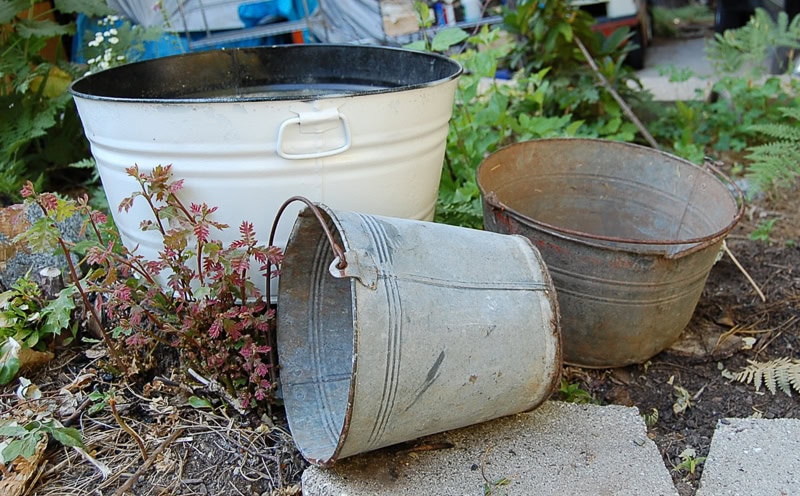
[18,165,283,410]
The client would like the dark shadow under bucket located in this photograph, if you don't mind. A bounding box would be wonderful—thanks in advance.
[276,204,562,465]
[477,138,743,368]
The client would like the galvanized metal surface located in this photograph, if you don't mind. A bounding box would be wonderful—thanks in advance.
[68,45,462,293]
[477,139,742,368]
[277,205,562,466]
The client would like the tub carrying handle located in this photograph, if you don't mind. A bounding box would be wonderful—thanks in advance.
[276,108,352,160]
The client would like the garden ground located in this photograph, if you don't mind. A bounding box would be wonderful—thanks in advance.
[1,168,796,496]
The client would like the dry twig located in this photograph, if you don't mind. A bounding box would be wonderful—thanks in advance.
[112,428,184,496]
[574,36,659,148]
[722,241,767,302]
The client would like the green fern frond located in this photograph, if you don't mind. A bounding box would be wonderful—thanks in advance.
[736,357,800,396]
[745,105,800,192]
[776,106,800,121]
[748,123,800,142]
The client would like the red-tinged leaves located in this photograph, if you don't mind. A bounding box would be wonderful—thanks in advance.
[208,320,222,339]
[231,254,250,275]
[39,192,58,213]
[18,160,281,409]
[168,178,184,193]
[20,181,35,198]
[119,195,136,213]
[239,221,256,244]
[90,209,107,225]
[124,165,141,179]
[194,222,210,244]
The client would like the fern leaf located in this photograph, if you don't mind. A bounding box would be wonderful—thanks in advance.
[745,103,800,192]
[736,358,800,396]
[748,123,800,142]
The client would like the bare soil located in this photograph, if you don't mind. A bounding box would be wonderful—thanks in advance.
[2,186,798,496]
[569,188,800,495]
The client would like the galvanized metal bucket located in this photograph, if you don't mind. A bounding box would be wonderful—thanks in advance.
[275,199,562,465]
[477,139,743,368]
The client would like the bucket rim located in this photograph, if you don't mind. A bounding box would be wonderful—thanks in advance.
[477,138,745,256]
[275,201,357,466]
[68,44,463,104]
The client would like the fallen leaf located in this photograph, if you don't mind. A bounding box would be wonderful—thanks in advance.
[84,347,108,359]
[61,372,96,394]
[714,309,736,327]
[18,347,54,372]
[16,377,41,401]
[741,337,757,350]
[673,385,692,415]
[0,432,48,496]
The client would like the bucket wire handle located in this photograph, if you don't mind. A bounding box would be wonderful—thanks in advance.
[268,195,348,272]
[267,196,348,302]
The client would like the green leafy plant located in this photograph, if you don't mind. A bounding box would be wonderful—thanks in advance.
[0,0,113,203]
[707,8,800,76]
[502,0,648,131]
[557,379,596,404]
[19,166,283,411]
[422,4,649,228]
[0,274,77,384]
[647,74,799,162]
[746,106,800,193]
[427,26,587,227]
[646,10,800,164]
[749,218,778,242]
[86,389,112,415]
[0,418,83,464]
[0,275,77,349]
[736,357,800,396]
[673,447,706,477]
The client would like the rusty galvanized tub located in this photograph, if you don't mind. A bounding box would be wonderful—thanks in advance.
[275,200,561,465]
[477,139,743,368]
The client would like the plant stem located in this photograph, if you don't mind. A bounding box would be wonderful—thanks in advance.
[109,396,148,461]
[574,36,660,149]
[57,237,125,370]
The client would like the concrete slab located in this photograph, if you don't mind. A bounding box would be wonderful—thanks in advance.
[302,401,678,495]
[697,417,800,496]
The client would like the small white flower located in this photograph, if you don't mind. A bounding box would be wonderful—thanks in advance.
[108,37,119,45]
[109,28,118,35]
